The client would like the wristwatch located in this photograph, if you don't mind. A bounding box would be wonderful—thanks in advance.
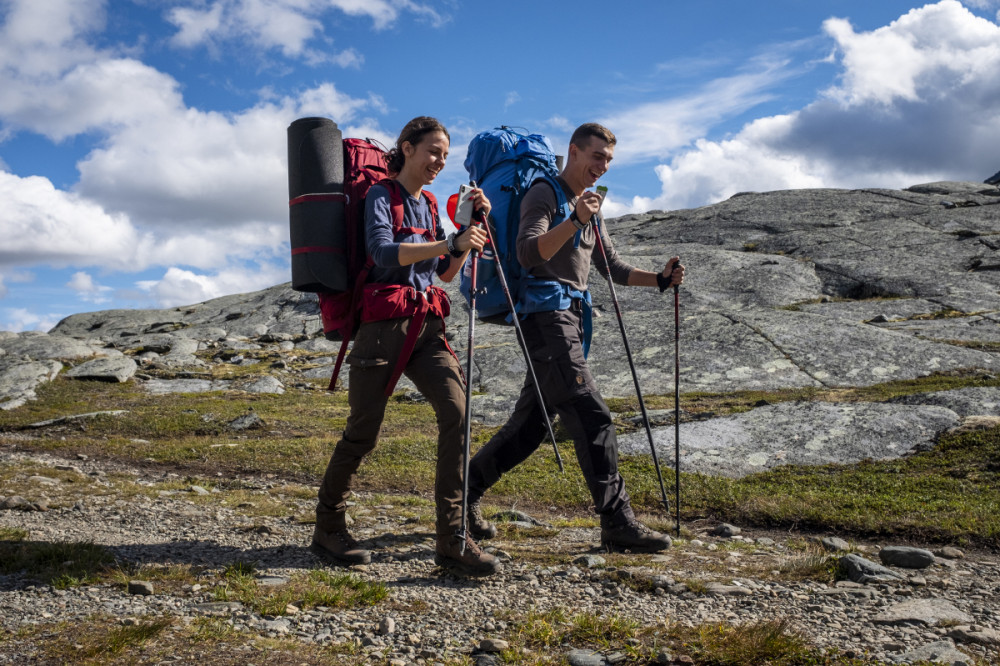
[446,232,463,258]
[569,211,587,231]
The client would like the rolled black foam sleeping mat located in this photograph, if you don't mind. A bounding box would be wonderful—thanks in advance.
[287,117,346,292]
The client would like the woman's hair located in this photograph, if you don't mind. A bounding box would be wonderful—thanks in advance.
[386,116,450,174]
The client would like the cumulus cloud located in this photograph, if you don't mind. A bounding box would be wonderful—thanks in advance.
[0,0,383,280]
[166,0,442,56]
[67,271,113,304]
[625,0,1000,212]
[603,54,796,166]
[137,263,290,308]
[0,172,142,269]
[1,308,61,333]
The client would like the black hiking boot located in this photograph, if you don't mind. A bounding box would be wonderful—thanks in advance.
[601,519,672,553]
[467,500,497,540]
[311,527,371,565]
[435,534,501,577]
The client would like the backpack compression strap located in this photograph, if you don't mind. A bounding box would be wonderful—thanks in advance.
[288,193,349,256]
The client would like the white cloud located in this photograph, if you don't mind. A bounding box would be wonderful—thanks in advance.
[0,172,142,270]
[137,263,290,308]
[0,307,60,333]
[67,271,112,304]
[166,0,443,57]
[602,55,792,165]
[625,0,1000,212]
[504,91,521,111]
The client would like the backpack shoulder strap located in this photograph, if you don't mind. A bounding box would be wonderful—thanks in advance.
[530,175,572,226]
[375,178,436,242]
[421,190,440,230]
[377,178,406,232]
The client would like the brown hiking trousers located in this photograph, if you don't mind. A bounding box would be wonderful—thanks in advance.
[316,315,466,536]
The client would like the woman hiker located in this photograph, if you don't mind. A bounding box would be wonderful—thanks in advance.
[310,116,499,577]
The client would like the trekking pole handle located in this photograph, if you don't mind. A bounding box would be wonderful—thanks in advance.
[668,258,680,294]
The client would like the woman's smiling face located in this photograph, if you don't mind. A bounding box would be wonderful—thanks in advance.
[402,130,450,186]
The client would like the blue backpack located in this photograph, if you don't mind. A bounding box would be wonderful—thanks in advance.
[459,127,575,324]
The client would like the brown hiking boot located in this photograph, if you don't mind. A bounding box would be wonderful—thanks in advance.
[601,519,672,553]
[434,534,501,577]
[311,527,371,565]
[467,500,497,540]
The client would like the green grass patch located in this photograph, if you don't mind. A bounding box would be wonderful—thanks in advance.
[84,616,174,658]
[499,610,875,665]
[212,562,388,616]
[669,618,859,665]
[0,537,116,588]
[4,370,1000,548]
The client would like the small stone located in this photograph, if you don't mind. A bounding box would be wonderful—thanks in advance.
[711,523,740,537]
[572,554,606,569]
[934,547,965,560]
[879,546,935,569]
[838,554,904,584]
[479,638,509,653]
[378,617,396,636]
[566,649,606,666]
[128,580,155,596]
[821,536,851,552]
[28,475,59,485]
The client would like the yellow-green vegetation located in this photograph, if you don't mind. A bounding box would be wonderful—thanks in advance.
[0,532,115,588]
[212,560,388,616]
[669,618,869,665]
[2,370,999,548]
[5,615,369,665]
[498,609,877,665]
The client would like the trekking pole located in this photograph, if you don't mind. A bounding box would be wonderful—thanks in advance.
[474,207,565,472]
[591,186,670,514]
[670,259,681,537]
[458,240,480,555]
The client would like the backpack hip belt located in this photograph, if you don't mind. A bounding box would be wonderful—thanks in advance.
[358,283,460,396]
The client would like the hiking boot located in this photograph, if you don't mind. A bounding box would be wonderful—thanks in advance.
[310,527,371,566]
[601,519,672,553]
[435,534,501,577]
[467,500,497,540]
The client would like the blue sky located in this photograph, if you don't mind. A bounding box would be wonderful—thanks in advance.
[2,0,999,332]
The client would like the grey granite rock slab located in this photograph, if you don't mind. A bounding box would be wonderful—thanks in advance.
[890,387,1000,417]
[877,314,1000,344]
[0,359,62,410]
[141,378,232,394]
[0,332,107,361]
[874,599,974,627]
[619,401,960,477]
[64,356,137,383]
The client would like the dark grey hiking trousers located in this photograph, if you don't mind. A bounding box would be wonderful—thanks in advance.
[316,315,467,536]
[466,306,634,526]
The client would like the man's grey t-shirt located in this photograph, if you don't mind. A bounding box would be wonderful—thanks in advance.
[516,175,633,292]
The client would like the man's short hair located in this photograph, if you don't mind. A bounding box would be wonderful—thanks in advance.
[570,123,616,149]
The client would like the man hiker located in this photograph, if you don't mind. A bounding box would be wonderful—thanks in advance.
[464,122,685,552]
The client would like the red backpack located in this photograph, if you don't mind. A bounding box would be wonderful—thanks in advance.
[289,129,450,394]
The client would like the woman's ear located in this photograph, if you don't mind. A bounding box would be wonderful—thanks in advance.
[401,141,415,160]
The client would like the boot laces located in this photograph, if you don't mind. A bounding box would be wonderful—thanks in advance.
[626,519,653,536]
[463,535,484,556]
